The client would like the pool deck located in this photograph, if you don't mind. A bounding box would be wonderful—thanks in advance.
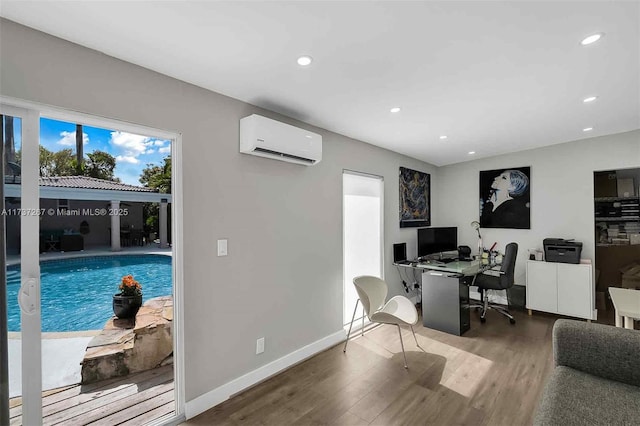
[9,364,175,426]
[8,335,97,398]
[7,244,172,266]
[7,245,174,399]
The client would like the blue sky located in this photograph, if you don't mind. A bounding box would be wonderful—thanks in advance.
[39,117,171,186]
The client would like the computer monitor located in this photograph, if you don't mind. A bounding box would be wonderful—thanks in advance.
[417,227,458,258]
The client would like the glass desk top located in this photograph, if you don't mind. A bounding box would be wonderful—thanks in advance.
[396,259,499,276]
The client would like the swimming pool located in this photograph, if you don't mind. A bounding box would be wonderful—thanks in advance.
[6,255,173,332]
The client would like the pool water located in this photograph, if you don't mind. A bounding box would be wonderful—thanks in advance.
[6,255,173,332]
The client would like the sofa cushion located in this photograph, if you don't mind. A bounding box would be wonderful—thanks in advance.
[535,366,640,426]
[553,319,640,387]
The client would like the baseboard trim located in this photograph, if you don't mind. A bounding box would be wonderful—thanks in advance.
[184,329,346,419]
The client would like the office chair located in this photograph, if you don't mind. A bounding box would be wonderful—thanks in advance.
[471,242,518,324]
[343,275,420,369]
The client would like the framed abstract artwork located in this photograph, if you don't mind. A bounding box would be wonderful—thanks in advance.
[399,167,431,228]
[479,166,531,229]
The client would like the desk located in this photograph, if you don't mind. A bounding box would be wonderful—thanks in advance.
[609,287,640,329]
[398,260,494,336]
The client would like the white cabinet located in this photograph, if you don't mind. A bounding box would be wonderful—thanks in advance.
[557,264,593,318]
[526,260,595,320]
[526,261,558,313]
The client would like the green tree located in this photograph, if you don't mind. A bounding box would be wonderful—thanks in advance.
[38,146,119,181]
[140,156,172,237]
[39,146,75,177]
[139,156,171,193]
[38,145,52,176]
[85,150,117,181]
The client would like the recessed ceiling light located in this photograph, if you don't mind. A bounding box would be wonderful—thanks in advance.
[581,33,604,46]
[297,55,313,66]
[468,151,476,155]
[583,127,593,132]
[440,135,448,140]
[583,96,598,103]
[390,107,401,113]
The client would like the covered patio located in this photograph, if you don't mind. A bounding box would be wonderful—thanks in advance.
[5,176,172,253]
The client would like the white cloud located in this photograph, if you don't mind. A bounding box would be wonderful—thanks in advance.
[110,132,169,167]
[58,131,89,146]
[110,131,152,156]
[109,131,164,164]
[116,155,140,164]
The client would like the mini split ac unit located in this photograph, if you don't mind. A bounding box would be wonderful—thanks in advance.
[239,114,322,166]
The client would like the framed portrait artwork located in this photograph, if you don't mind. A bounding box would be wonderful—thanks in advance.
[399,167,431,228]
[479,166,531,229]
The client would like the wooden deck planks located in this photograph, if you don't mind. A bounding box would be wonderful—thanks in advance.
[87,389,175,426]
[8,365,174,426]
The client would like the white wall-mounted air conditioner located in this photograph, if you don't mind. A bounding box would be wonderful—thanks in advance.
[239,114,322,166]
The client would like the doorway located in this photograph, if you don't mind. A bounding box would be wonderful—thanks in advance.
[342,171,384,327]
[1,100,184,425]
[593,168,640,314]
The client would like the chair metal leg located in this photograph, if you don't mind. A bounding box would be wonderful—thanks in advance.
[491,303,516,323]
[361,305,365,337]
[475,288,516,324]
[410,325,421,349]
[481,289,489,321]
[343,299,359,353]
[492,305,514,318]
[397,325,408,369]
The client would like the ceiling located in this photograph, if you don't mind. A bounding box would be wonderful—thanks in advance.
[1,1,639,166]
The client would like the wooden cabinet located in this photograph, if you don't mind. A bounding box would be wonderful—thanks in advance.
[526,260,595,320]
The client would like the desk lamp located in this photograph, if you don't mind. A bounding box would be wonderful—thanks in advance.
[470,221,483,257]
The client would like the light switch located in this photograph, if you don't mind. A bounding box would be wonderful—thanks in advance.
[217,239,228,256]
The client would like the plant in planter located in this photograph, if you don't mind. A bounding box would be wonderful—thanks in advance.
[112,275,143,319]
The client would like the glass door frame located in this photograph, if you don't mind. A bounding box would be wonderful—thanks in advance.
[0,104,41,425]
[342,169,385,328]
[0,96,186,425]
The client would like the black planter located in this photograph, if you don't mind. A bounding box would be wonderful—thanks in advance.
[112,294,143,319]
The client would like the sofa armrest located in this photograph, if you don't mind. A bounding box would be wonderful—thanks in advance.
[553,319,640,387]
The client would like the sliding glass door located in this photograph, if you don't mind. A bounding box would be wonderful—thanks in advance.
[2,100,183,425]
[1,104,41,426]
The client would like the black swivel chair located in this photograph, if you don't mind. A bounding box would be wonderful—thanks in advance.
[472,242,518,324]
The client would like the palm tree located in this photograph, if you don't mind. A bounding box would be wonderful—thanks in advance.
[2,115,16,167]
[75,123,84,174]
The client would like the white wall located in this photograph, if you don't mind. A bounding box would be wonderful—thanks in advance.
[0,19,436,405]
[435,130,640,285]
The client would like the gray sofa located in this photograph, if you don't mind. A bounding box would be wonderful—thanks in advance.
[534,319,640,425]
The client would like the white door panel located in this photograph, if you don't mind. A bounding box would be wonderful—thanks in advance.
[526,261,557,313]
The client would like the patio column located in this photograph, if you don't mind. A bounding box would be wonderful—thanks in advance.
[159,198,168,248]
[110,200,121,251]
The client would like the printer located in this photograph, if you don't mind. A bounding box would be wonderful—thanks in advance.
[543,238,583,264]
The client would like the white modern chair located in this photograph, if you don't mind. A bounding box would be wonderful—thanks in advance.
[343,275,420,368]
